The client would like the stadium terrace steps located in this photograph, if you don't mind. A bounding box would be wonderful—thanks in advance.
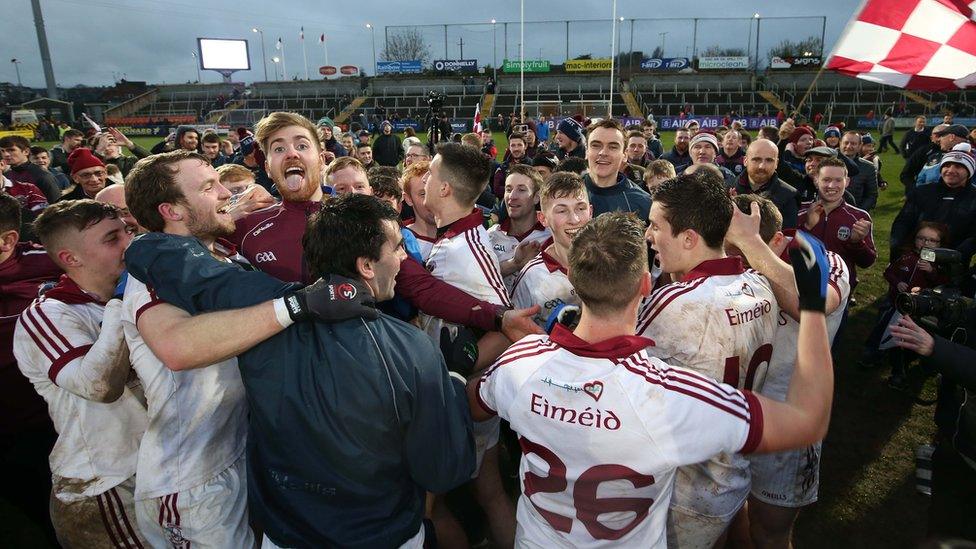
[335,94,370,124]
[207,99,245,124]
[758,90,787,111]
[104,88,160,122]
[901,90,936,110]
[482,93,496,117]
[620,82,643,118]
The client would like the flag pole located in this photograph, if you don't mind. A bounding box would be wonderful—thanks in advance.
[609,0,617,118]
[301,28,309,80]
[519,0,525,122]
[794,64,830,119]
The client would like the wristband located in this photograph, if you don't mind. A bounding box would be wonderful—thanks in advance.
[273,298,296,328]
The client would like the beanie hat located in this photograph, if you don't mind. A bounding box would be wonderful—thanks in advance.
[67,147,105,175]
[940,143,975,178]
[531,153,559,170]
[689,132,718,152]
[788,126,815,144]
[316,117,334,127]
[556,118,583,142]
[823,126,841,139]
[861,133,874,145]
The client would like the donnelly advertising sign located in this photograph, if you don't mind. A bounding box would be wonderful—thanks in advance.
[657,116,779,130]
[640,58,690,71]
[698,56,750,70]
[502,59,551,73]
[770,56,823,69]
[377,60,422,74]
[432,59,478,73]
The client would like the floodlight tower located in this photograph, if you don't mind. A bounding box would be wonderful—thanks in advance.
[30,0,58,99]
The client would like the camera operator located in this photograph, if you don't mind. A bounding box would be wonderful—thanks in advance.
[891,312,976,541]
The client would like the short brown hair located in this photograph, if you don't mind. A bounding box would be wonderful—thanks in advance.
[540,172,587,209]
[399,160,430,195]
[816,156,848,175]
[586,119,625,144]
[368,166,403,202]
[644,159,676,180]
[0,193,22,233]
[0,135,30,151]
[460,133,482,148]
[201,131,221,144]
[508,132,526,144]
[32,199,121,256]
[216,163,255,184]
[569,212,647,315]
[435,143,491,206]
[254,112,322,154]
[626,130,646,141]
[733,194,782,243]
[652,173,732,249]
[506,164,543,195]
[324,156,368,185]
[126,150,210,232]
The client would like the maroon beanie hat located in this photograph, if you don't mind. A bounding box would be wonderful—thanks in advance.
[67,147,105,175]
[788,126,815,144]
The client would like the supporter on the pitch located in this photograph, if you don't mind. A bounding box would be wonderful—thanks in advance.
[472,209,834,548]
[906,124,971,193]
[1,163,48,224]
[822,126,842,150]
[626,130,653,167]
[685,119,701,135]
[900,115,930,160]
[890,146,976,263]
[0,135,61,203]
[124,192,475,548]
[373,121,404,167]
[492,132,531,197]
[29,146,71,190]
[735,139,800,229]
[686,132,737,187]
[94,184,142,232]
[49,128,84,174]
[151,125,200,154]
[511,172,589,327]
[781,126,815,173]
[554,117,585,161]
[200,131,228,167]
[799,157,877,289]
[14,200,149,548]
[367,166,403,212]
[91,128,150,177]
[642,120,665,159]
[643,159,676,193]
[582,119,650,220]
[316,117,348,158]
[326,156,372,195]
[488,165,550,290]
[900,123,947,193]
[419,142,516,547]
[62,148,110,201]
[717,129,746,177]
[531,152,558,180]
[0,194,61,544]
[795,146,838,203]
[556,156,588,175]
[724,194,850,549]
[214,163,276,215]
[662,126,692,173]
[405,142,432,167]
[639,173,779,547]
[358,143,376,170]
[839,131,879,210]
[341,133,358,160]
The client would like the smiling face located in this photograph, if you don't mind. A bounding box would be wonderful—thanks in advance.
[840,133,861,158]
[30,150,51,169]
[673,130,690,153]
[542,191,591,251]
[586,126,625,181]
[168,159,235,241]
[179,130,199,151]
[815,164,849,206]
[504,172,538,222]
[509,137,526,159]
[941,162,969,188]
[366,220,407,301]
[645,201,689,275]
[265,125,323,202]
[73,166,109,197]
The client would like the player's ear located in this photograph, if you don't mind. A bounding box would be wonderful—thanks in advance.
[683,229,698,250]
[639,271,652,297]
[355,255,375,282]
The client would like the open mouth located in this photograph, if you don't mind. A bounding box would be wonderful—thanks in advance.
[283,165,306,191]
[565,227,582,238]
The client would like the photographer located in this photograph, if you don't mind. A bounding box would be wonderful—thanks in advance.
[891,312,976,541]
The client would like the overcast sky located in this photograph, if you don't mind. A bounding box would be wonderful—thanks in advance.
[2,0,861,88]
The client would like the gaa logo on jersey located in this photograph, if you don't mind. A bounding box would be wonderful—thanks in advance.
[837,226,851,241]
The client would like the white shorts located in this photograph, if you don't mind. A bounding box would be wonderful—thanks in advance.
[666,503,739,549]
[749,442,822,508]
[472,416,501,479]
[262,524,425,548]
[136,455,252,548]
[50,476,148,549]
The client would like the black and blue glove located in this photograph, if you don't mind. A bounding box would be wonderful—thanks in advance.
[789,232,830,313]
[284,275,379,322]
[440,326,479,378]
[545,303,581,334]
[114,271,129,300]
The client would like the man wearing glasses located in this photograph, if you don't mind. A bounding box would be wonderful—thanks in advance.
[61,148,109,201]
[404,143,431,168]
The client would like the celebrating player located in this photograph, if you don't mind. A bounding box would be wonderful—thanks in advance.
[639,172,779,547]
[471,211,835,547]
[487,164,551,290]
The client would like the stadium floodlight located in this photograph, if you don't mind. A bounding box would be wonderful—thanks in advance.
[190,52,200,82]
[252,28,269,81]
[491,19,497,80]
[197,38,251,83]
[366,24,376,76]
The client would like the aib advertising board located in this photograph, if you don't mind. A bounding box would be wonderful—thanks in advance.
[640,58,690,71]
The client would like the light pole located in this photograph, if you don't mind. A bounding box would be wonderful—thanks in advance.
[10,59,22,87]
[252,27,268,81]
[491,19,497,80]
[754,13,761,75]
[366,23,376,76]
[658,32,669,58]
[272,56,281,81]
[190,52,200,82]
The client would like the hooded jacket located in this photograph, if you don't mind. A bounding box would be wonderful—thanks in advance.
[583,172,651,221]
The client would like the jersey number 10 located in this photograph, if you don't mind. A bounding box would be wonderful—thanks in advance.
[723,343,773,391]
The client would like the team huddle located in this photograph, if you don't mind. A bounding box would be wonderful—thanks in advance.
[3,112,843,548]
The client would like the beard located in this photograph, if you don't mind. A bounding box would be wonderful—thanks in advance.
[274,164,322,203]
[186,208,235,242]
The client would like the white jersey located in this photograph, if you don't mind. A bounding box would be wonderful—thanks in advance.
[122,276,248,500]
[636,257,778,517]
[487,219,551,291]
[477,327,763,548]
[13,278,147,502]
[419,209,511,341]
[763,248,850,401]
[511,243,579,329]
[405,224,435,262]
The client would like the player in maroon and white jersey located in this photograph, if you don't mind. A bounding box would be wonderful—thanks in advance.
[725,195,850,548]
[472,212,834,548]
[13,200,148,548]
[512,172,589,328]
[420,142,516,547]
[639,173,779,547]
[3,172,49,214]
[488,165,551,291]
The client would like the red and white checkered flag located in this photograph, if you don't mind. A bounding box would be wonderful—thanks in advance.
[826,0,976,90]
[473,102,482,133]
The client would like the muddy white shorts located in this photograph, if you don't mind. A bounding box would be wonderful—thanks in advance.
[749,441,822,508]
